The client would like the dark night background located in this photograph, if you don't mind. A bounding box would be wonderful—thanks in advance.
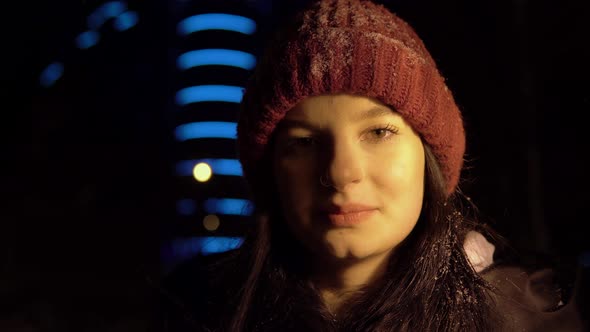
[3,0,589,330]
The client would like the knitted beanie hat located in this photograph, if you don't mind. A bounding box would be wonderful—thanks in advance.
[238,0,465,196]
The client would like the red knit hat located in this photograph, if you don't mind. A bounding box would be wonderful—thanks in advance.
[238,0,465,197]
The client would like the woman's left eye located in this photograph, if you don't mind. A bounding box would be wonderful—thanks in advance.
[371,128,391,138]
[363,125,399,141]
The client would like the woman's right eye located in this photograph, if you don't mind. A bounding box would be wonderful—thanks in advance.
[276,135,319,157]
[288,136,316,148]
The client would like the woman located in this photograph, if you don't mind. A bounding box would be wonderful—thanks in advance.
[163,0,584,330]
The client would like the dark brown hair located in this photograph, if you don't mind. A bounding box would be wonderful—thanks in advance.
[217,144,501,331]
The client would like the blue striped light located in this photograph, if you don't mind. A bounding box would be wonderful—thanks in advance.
[76,30,100,49]
[101,1,127,17]
[177,49,256,71]
[175,85,244,105]
[174,121,237,141]
[113,11,138,31]
[40,62,64,87]
[200,237,243,255]
[177,13,256,35]
[171,236,244,257]
[204,198,253,216]
[87,1,128,29]
[176,159,242,176]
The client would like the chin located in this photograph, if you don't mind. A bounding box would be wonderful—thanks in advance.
[324,241,374,261]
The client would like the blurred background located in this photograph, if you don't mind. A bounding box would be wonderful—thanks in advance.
[3,0,589,330]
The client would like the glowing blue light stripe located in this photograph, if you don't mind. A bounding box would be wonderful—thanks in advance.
[76,30,100,49]
[177,49,256,70]
[171,236,244,257]
[174,121,237,141]
[175,85,244,105]
[113,11,138,31]
[177,13,256,35]
[102,1,127,17]
[204,198,253,216]
[201,237,243,255]
[87,1,128,29]
[40,62,64,87]
[176,159,242,176]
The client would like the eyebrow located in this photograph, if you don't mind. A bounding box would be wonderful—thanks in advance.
[353,106,394,122]
[275,118,319,132]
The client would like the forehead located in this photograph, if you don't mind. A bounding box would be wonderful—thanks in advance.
[284,94,404,123]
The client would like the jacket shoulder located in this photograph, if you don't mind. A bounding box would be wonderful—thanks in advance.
[481,264,586,331]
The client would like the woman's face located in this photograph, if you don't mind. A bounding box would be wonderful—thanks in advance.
[272,94,425,265]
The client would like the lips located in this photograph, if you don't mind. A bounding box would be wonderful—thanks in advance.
[320,204,378,227]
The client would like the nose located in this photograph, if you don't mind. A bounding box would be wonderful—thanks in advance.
[323,136,364,191]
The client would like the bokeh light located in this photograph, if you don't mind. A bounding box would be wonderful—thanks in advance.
[203,214,220,231]
[193,162,212,182]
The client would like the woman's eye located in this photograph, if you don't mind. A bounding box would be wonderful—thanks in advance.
[279,136,317,156]
[363,125,398,141]
[288,137,316,148]
[276,132,320,156]
[372,129,390,138]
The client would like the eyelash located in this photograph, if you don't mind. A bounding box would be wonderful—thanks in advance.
[288,136,316,148]
[362,124,399,141]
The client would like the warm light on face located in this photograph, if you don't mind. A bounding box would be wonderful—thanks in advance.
[272,94,425,266]
[193,162,212,182]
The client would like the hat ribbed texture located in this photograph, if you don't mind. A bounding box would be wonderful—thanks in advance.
[238,0,465,196]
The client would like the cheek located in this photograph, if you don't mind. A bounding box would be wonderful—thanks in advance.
[375,151,425,212]
[273,159,316,224]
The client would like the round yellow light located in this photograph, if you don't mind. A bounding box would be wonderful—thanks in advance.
[193,162,212,182]
[203,214,220,231]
